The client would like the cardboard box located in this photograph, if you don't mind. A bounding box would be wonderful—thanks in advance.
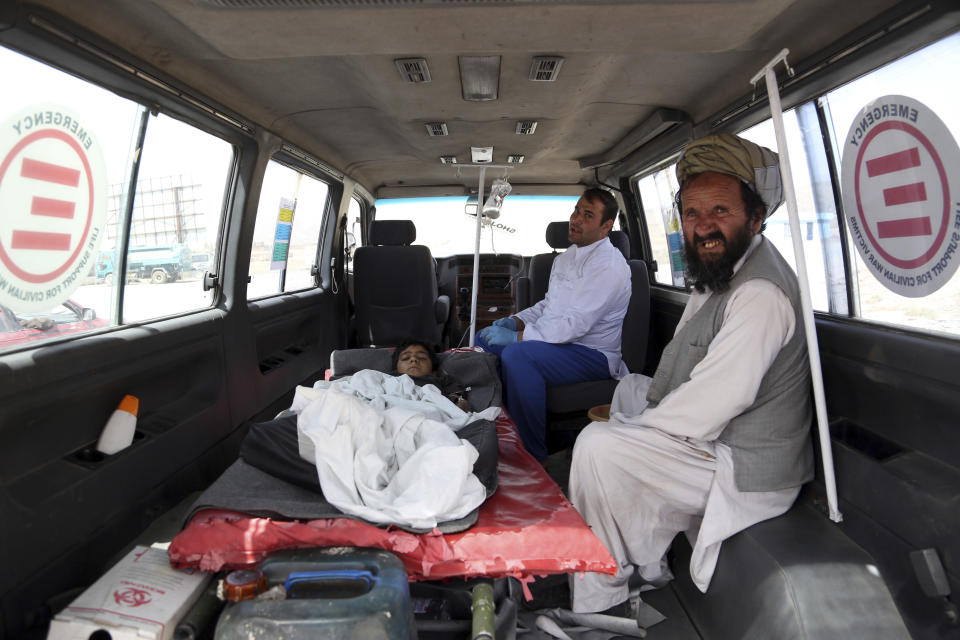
[48,545,211,640]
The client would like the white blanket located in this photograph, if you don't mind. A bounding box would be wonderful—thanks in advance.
[293,369,500,529]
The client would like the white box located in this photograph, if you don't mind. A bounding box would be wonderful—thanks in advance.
[47,545,211,640]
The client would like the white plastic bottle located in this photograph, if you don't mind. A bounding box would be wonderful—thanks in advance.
[95,395,139,455]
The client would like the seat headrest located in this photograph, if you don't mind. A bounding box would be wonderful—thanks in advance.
[545,221,572,250]
[608,230,630,260]
[370,220,416,246]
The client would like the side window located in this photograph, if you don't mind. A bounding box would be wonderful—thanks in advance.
[121,114,233,322]
[0,45,233,354]
[636,166,684,287]
[345,196,363,276]
[823,34,960,335]
[739,107,841,314]
[634,33,960,338]
[247,159,330,299]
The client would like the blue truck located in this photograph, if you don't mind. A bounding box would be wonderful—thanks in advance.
[94,245,192,284]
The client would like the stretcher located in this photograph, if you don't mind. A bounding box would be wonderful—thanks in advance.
[168,412,616,587]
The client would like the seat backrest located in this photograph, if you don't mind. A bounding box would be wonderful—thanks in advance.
[522,221,571,310]
[353,220,442,347]
[608,229,630,260]
[621,259,651,374]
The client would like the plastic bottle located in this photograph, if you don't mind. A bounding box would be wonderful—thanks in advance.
[95,395,139,455]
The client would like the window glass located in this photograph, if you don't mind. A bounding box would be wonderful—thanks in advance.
[636,166,684,286]
[739,106,842,313]
[375,195,579,257]
[248,160,330,299]
[121,114,233,322]
[822,33,960,335]
[345,196,362,275]
[0,46,137,352]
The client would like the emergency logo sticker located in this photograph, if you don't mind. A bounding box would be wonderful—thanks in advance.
[0,105,107,312]
[841,95,960,297]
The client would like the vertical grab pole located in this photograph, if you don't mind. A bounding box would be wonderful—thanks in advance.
[469,166,486,347]
[751,49,842,522]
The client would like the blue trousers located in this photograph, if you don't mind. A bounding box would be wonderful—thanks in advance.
[476,336,610,460]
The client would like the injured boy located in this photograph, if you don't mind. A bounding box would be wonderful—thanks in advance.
[238,341,501,531]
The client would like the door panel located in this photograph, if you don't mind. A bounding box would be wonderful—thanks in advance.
[816,317,960,635]
[239,288,344,421]
[0,312,232,635]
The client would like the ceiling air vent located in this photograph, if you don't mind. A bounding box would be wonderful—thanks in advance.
[515,120,538,135]
[529,56,564,81]
[507,154,525,164]
[425,122,449,137]
[395,58,431,83]
[440,156,457,164]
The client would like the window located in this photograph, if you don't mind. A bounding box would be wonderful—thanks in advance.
[0,45,233,353]
[739,108,840,313]
[635,165,684,287]
[375,195,580,257]
[633,33,960,337]
[822,33,960,335]
[345,196,363,276]
[247,159,331,299]
[121,114,233,322]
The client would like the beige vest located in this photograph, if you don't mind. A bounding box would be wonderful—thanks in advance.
[647,237,814,491]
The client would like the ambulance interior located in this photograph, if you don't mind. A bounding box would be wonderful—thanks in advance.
[0,0,958,638]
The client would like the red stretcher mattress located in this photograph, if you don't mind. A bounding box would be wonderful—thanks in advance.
[168,412,616,583]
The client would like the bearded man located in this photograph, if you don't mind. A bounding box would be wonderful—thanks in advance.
[569,134,813,616]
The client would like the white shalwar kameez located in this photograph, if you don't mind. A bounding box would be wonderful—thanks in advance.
[570,236,802,613]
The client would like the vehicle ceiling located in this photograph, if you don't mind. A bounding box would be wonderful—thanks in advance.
[21,0,903,198]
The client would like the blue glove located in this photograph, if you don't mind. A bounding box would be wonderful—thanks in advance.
[492,316,517,330]
[482,325,518,346]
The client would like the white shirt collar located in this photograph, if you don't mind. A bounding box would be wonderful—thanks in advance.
[567,235,610,261]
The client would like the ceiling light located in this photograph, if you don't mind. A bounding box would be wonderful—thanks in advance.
[529,56,564,81]
[425,122,448,136]
[471,146,493,163]
[507,154,525,163]
[515,120,538,135]
[440,155,457,164]
[395,58,432,83]
[459,56,500,101]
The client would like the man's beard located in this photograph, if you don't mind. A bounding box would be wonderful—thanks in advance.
[684,223,754,293]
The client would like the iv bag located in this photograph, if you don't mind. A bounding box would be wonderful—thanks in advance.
[482,178,511,219]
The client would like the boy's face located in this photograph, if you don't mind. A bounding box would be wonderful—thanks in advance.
[396,344,433,377]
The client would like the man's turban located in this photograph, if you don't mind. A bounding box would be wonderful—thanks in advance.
[676,133,783,218]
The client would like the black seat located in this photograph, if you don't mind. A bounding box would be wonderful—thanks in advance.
[670,497,911,639]
[352,220,450,347]
[515,221,570,312]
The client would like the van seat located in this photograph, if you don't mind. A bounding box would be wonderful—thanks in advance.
[515,221,571,312]
[670,498,911,639]
[352,220,450,348]
[545,258,650,441]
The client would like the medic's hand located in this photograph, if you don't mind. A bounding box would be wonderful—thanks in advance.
[483,325,519,346]
[492,316,517,330]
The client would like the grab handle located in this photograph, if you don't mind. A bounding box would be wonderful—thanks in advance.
[284,569,376,599]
